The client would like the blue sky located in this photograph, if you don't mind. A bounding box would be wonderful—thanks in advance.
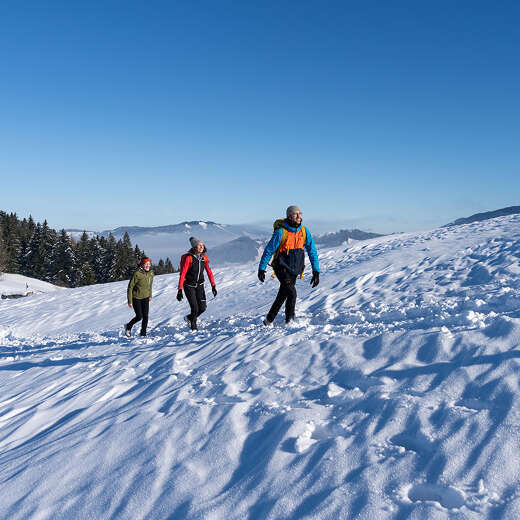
[1,1,519,233]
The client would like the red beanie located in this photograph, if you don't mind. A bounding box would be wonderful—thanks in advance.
[140,257,151,266]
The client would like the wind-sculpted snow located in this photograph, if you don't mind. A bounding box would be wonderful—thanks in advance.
[0,215,519,519]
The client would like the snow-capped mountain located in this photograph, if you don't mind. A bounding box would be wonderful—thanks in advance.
[1,214,519,518]
[67,220,387,266]
[315,228,384,247]
[68,221,270,265]
[444,205,520,227]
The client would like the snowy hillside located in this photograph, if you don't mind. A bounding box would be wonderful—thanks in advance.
[0,273,62,298]
[1,214,520,519]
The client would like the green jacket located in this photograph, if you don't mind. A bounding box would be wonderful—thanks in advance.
[127,268,154,304]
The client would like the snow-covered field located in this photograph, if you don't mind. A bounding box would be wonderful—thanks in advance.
[1,215,519,519]
[0,273,61,297]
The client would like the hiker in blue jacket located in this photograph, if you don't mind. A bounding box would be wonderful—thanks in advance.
[258,205,320,325]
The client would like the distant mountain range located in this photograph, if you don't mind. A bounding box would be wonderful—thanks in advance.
[315,229,383,247]
[444,206,520,227]
[67,221,386,266]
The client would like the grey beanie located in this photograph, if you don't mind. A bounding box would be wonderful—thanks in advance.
[189,236,202,248]
[286,205,302,218]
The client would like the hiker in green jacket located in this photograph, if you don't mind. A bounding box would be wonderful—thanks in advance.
[125,257,154,337]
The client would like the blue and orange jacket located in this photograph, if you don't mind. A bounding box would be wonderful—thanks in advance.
[259,220,319,276]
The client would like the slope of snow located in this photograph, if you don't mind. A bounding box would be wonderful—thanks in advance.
[0,273,62,297]
[1,215,519,519]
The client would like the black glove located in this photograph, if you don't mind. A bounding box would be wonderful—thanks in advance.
[212,285,217,297]
[258,270,265,283]
[176,289,183,302]
[311,271,319,288]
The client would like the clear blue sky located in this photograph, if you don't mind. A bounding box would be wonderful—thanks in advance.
[1,1,519,233]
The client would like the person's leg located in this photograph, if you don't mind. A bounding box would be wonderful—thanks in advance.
[195,285,207,317]
[140,298,149,335]
[184,286,199,329]
[127,299,144,330]
[266,270,290,323]
[284,275,297,323]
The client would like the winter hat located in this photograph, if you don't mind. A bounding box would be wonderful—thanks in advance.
[140,257,151,266]
[286,205,302,218]
[189,237,202,248]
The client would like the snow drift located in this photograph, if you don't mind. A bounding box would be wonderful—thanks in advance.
[1,214,519,519]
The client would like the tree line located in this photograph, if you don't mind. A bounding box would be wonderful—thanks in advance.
[0,211,177,287]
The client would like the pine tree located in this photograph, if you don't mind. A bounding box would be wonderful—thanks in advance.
[89,236,103,284]
[26,223,43,278]
[2,212,21,273]
[79,262,96,286]
[165,257,175,273]
[156,259,165,275]
[41,220,57,282]
[53,229,77,286]
[104,233,117,282]
[112,232,136,281]
[0,226,8,273]
[134,244,143,264]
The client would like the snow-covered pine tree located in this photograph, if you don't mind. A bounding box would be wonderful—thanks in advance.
[105,233,118,282]
[75,231,97,286]
[165,257,176,273]
[156,259,165,274]
[89,236,103,284]
[41,220,57,282]
[0,225,8,274]
[53,229,77,287]
[112,232,136,281]
[79,262,96,286]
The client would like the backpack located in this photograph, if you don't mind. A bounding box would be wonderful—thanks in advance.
[270,219,307,278]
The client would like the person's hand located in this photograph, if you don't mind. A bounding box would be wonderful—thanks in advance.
[310,271,319,288]
[258,270,265,283]
[128,303,133,308]
[176,290,183,302]
[212,286,217,297]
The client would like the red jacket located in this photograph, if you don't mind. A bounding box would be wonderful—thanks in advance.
[178,253,215,290]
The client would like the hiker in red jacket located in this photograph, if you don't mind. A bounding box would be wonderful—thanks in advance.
[177,237,217,330]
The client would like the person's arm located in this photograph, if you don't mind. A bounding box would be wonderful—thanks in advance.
[204,255,216,287]
[258,229,283,272]
[178,255,192,290]
[149,271,154,300]
[304,228,320,273]
[127,271,137,306]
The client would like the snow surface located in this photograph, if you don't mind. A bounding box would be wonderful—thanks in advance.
[0,273,61,297]
[1,215,520,519]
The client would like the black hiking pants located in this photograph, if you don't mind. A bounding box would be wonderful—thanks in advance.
[267,269,297,323]
[184,283,207,328]
[128,297,149,334]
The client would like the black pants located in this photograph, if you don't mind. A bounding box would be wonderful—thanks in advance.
[128,298,149,334]
[267,269,297,323]
[184,284,207,327]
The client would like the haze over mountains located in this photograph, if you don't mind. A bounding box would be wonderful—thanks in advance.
[65,206,519,267]
[67,221,385,267]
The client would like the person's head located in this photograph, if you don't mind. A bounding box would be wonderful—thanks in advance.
[140,257,152,271]
[189,237,205,255]
[286,205,302,226]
